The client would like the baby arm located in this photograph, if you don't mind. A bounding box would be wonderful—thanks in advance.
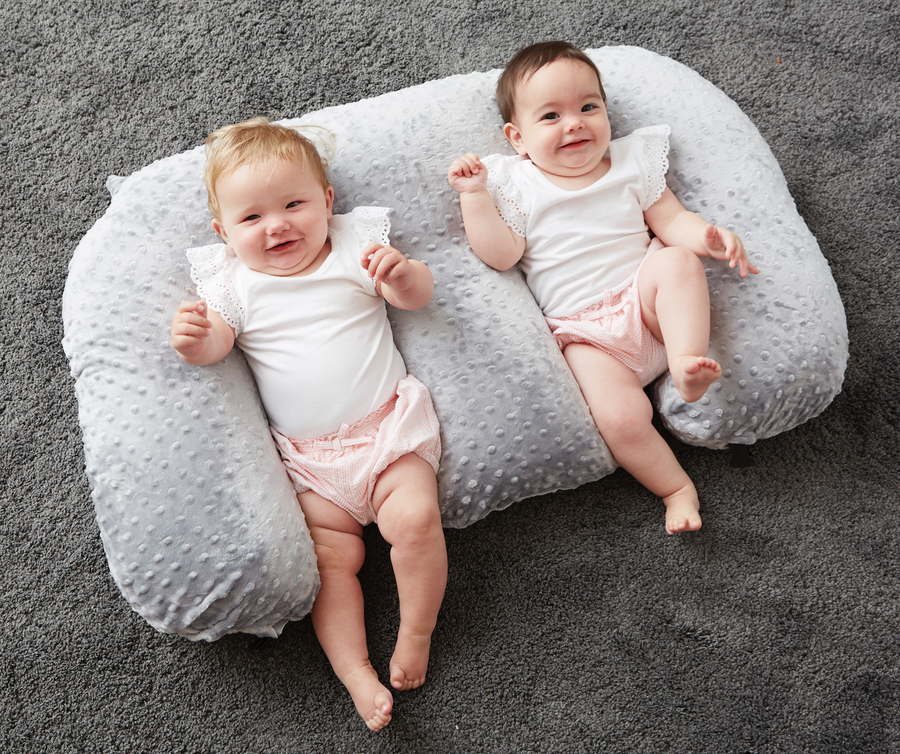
[361,243,434,311]
[170,300,236,365]
[447,153,526,271]
[645,188,759,277]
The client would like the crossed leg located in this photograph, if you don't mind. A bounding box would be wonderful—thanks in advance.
[639,246,721,404]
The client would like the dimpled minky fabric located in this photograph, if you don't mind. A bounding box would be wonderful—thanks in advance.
[62,46,846,640]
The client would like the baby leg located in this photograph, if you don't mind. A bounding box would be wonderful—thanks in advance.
[372,453,447,691]
[639,247,721,403]
[565,343,702,534]
[298,491,393,731]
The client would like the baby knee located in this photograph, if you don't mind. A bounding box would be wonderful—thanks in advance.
[312,531,366,575]
[380,500,443,547]
[601,403,655,447]
[658,245,705,275]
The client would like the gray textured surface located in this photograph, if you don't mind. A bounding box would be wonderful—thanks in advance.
[62,147,320,641]
[61,45,847,642]
[4,1,899,752]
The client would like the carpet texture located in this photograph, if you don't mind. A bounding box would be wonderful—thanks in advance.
[3,1,898,752]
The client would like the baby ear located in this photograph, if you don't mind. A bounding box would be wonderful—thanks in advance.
[211,218,229,245]
[503,122,529,157]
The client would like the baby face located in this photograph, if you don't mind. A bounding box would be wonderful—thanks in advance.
[504,58,611,186]
[212,159,335,276]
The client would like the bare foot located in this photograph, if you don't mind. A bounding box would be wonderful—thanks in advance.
[389,627,432,691]
[663,484,702,535]
[671,355,721,403]
[341,662,393,731]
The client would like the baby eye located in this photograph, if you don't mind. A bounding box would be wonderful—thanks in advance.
[582,104,597,112]
[286,201,301,208]
[541,112,560,121]
[243,214,260,222]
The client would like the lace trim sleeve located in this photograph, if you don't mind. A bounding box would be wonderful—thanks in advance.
[347,206,392,293]
[185,244,245,336]
[347,205,392,247]
[482,154,529,238]
[634,124,672,211]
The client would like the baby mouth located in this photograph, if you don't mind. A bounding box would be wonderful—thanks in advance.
[269,239,297,252]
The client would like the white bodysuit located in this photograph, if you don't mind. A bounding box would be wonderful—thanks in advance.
[187,206,407,440]
[483,124,671,319]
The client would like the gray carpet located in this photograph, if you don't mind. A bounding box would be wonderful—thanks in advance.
[4,1,899,752]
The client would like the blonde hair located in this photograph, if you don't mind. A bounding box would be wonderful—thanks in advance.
[496,41,606,125]
[204,117,333,222]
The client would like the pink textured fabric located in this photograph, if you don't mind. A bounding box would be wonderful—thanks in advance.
[545,239,669,387]
[270,375,441,525]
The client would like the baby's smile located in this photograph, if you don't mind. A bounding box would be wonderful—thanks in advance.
[268,239,297,252]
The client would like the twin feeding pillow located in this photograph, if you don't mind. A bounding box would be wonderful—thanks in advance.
[62,46,848,640]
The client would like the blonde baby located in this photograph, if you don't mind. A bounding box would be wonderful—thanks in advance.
[171,118,446,731]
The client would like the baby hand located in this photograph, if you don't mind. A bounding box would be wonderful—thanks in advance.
[170,300,213,359]
[447,153,488,194]
[703,224,759,278]
[361,243,414,291]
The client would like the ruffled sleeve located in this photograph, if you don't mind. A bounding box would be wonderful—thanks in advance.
[346,205,392,247]
[185,243,245,336]
[482,154,529,238]
[337,206,391,293]
[632,124,671,211]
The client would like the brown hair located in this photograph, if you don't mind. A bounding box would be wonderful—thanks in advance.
[204,117,332,222]
[495,41,606,124]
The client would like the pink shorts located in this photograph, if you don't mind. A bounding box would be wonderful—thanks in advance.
[545,240,668,387]
[270,375,442,525]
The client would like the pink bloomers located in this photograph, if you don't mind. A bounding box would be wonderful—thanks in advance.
[270,375,442,525]
[545,240,669,387]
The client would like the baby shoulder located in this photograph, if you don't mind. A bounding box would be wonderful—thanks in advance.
[185,242,229,281]
[185,243,245,334]
[625,125,672,210]
[337,205,391,248]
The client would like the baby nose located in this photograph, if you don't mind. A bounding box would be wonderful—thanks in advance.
[267,215,290,233]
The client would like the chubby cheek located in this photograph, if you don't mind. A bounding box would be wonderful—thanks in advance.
[511,139,530,158]
[224,229,261,261]
[312,216,332,246]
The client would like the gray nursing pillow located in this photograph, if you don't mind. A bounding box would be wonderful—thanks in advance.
[62,46,847,640]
